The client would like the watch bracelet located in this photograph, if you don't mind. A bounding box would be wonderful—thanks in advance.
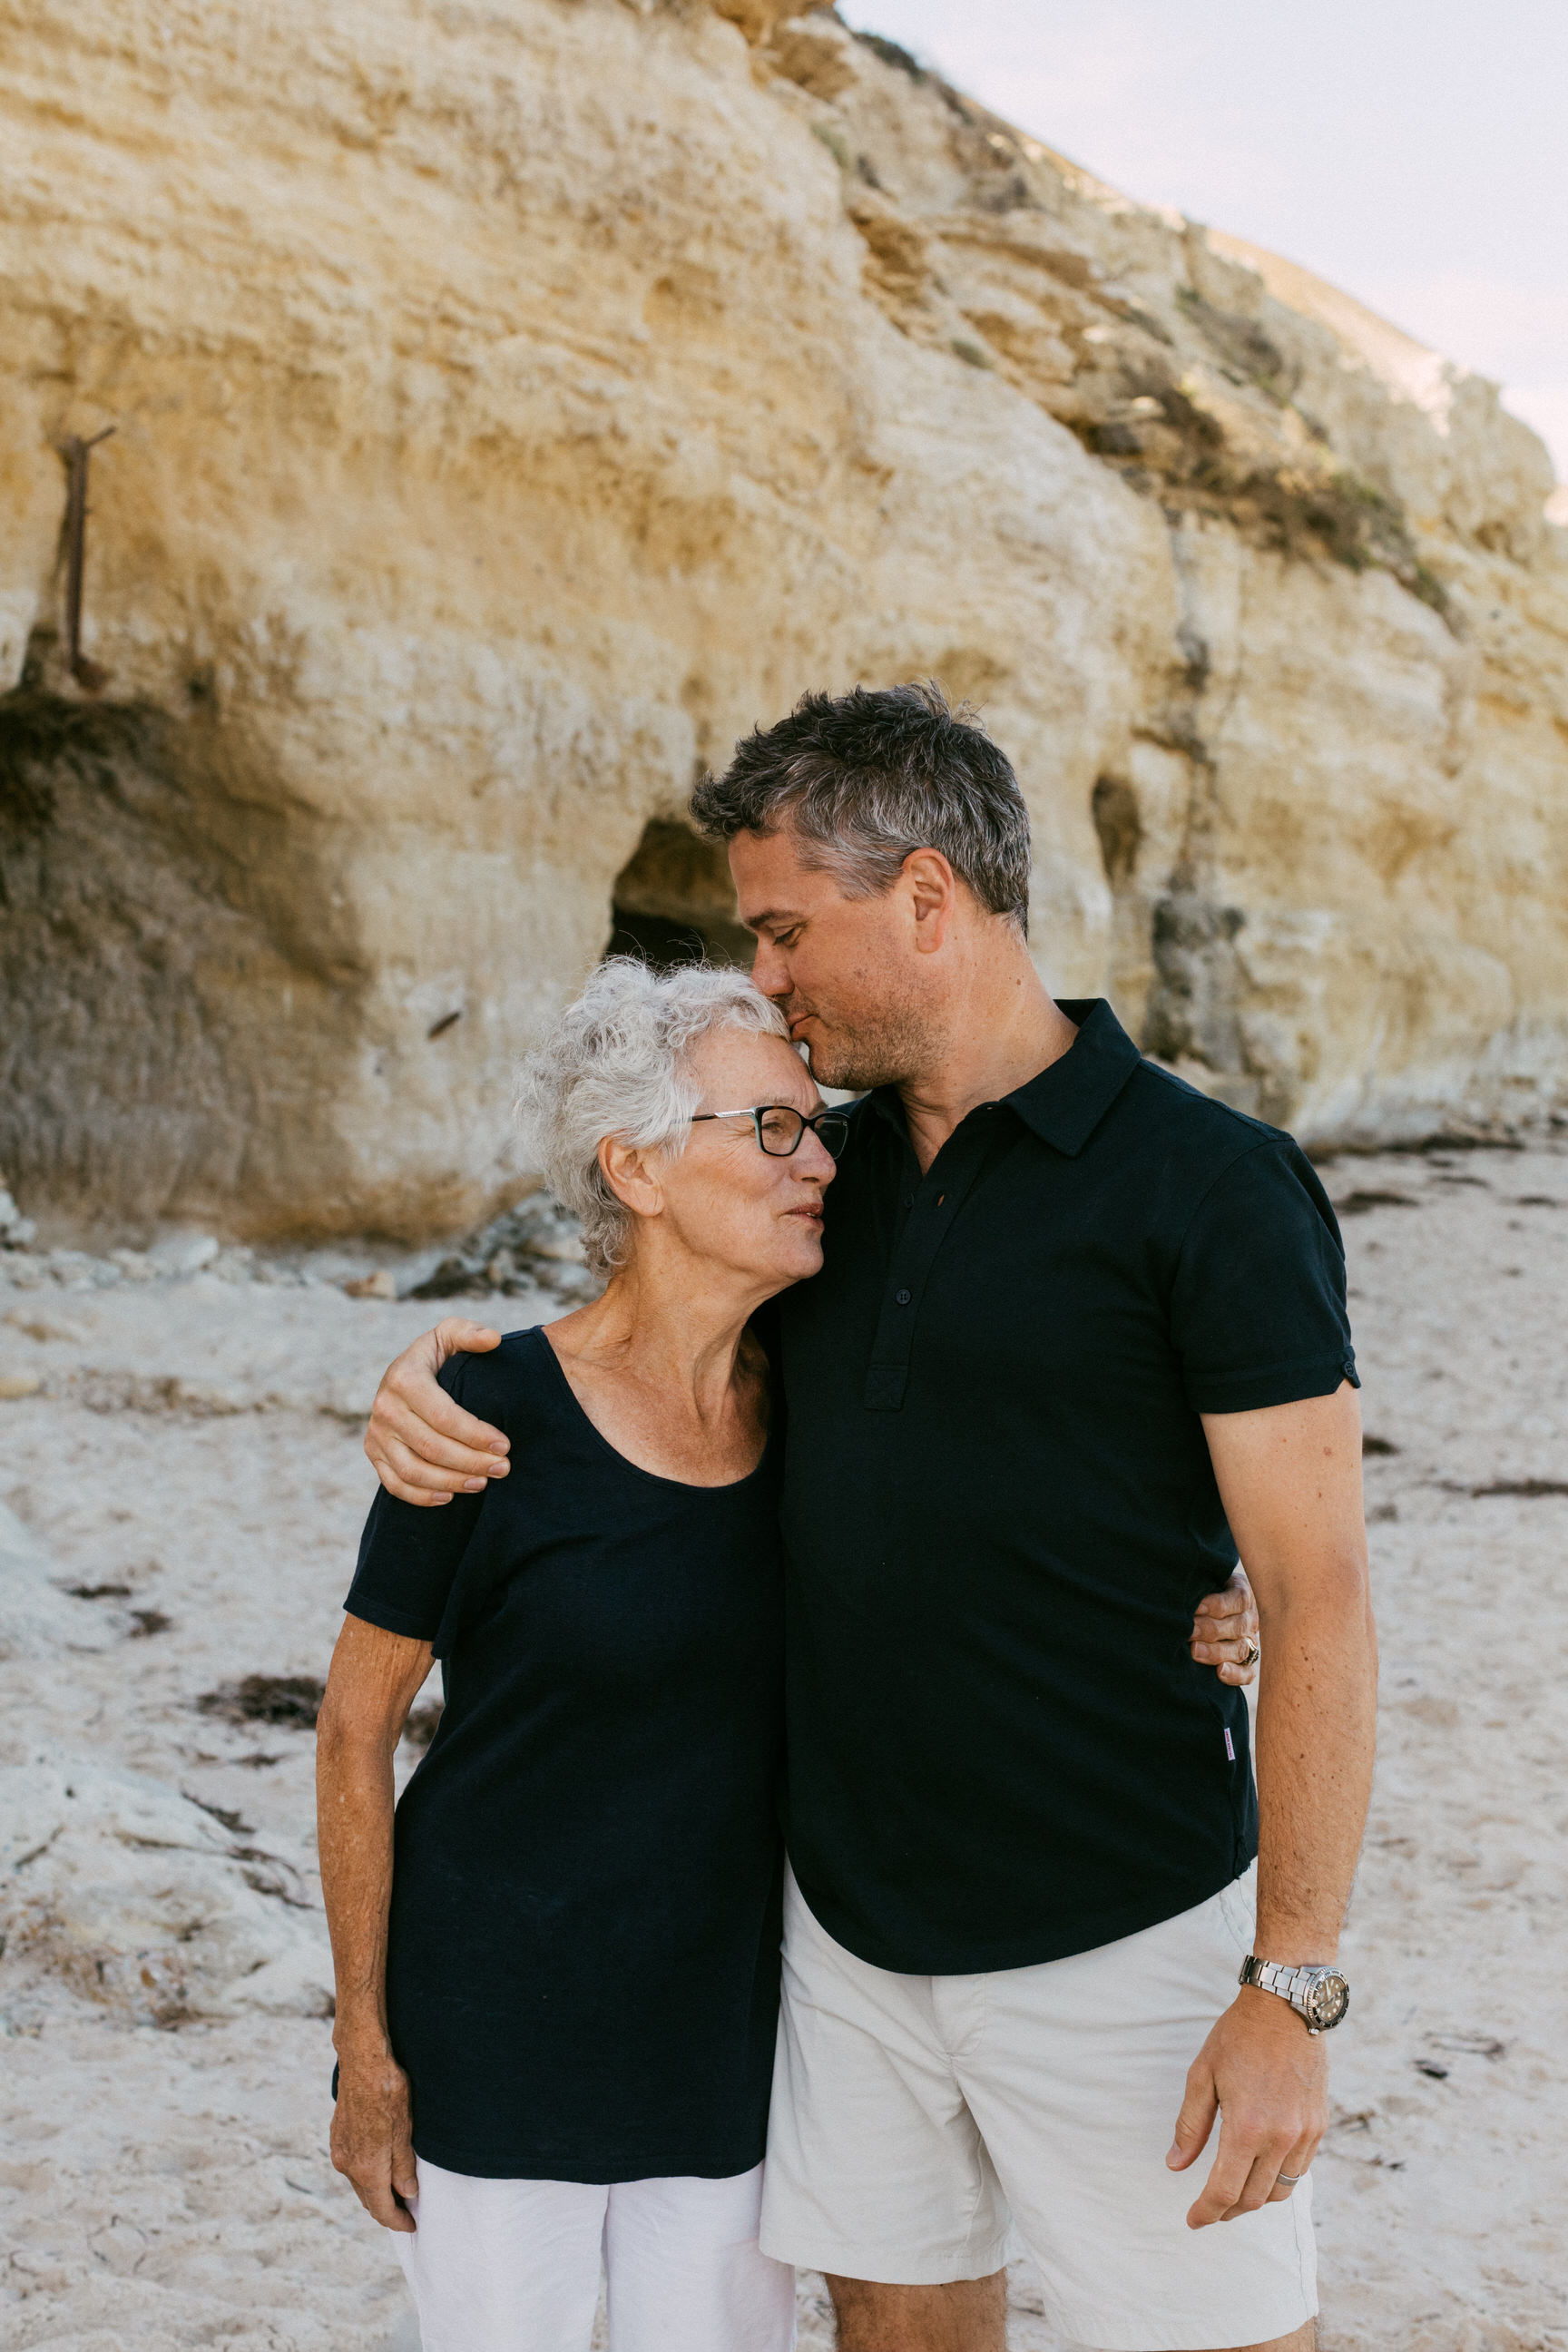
[1238,1954,1348,2033]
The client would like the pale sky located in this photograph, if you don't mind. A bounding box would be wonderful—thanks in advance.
[840,0,1568,493]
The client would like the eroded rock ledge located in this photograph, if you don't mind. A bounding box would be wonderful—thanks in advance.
[2,0,1565,1237]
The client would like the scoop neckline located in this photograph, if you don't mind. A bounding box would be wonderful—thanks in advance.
[527,1324,775,1495]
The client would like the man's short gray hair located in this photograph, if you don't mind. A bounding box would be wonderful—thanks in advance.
[690,681,1033,933]
[516,958,790,1277]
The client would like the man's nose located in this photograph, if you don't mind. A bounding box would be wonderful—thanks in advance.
[749,937,789,1001]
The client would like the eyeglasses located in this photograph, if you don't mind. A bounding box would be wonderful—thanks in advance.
[689,1104,851,1161]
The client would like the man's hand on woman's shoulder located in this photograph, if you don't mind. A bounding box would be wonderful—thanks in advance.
[364,1318,510,1505]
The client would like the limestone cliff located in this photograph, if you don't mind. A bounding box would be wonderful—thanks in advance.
[3,0,1565,1237]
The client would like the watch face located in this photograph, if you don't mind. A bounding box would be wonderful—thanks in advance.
[1305,1973,1350,2031]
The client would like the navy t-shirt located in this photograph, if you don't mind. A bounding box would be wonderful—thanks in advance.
[343,1328,786,2182]
[775,1000,1358,1975]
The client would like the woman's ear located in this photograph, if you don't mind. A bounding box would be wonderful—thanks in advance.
[599,1132,664,1225]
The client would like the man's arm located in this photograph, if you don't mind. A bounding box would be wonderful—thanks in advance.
[364,1318,508,1504]
[316,1614,436,2230]
[364,1322,1262,1681]
[1167,1379,1377,2227]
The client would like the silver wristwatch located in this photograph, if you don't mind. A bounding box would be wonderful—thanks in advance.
[1239,1955,1350,2034]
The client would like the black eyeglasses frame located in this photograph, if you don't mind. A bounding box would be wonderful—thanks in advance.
[688,1104,851,1161]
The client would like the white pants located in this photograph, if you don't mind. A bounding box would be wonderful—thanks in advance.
[762,1864,1317,2352]
[396,2158,797,2352]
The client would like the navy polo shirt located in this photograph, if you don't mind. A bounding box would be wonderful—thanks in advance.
[775,998,1357,1975]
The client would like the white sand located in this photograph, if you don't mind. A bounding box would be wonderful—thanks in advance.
[2,1150,1564,2350]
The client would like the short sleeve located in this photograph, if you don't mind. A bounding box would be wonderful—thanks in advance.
[343,1356,486,1641]
[1171,1140,1358,1414]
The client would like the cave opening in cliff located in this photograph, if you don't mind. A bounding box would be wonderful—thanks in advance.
[605,817,754,973]
[1091,775,1142,888]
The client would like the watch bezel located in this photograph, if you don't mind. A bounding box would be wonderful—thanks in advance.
[1301,1969,1350,2031]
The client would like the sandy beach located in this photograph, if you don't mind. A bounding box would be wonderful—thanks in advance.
[2,1145,1564,2351]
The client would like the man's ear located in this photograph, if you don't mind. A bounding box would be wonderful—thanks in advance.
[599,1133,663,1224]
[902,848,956,954]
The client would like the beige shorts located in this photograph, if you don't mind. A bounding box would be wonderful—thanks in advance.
[760,1862,1317,2352]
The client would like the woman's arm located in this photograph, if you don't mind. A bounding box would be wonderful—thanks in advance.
[317,1612,436,2231]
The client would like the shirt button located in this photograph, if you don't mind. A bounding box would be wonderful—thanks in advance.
[895,1288,912,1306]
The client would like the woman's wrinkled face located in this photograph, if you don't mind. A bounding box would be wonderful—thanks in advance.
[644,1027,838,1291]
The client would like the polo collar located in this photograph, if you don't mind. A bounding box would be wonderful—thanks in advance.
[866,998,1142,1160]
[1004,1000,1142,1155]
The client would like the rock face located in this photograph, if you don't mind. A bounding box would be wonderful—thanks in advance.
[0,1499,333,2027]
[0,1754,335,2027]
[2,0,1565,1237]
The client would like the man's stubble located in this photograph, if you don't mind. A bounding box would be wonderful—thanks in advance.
[793,985,941,1097]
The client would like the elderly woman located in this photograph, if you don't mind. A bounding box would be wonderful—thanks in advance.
[316,960,846,2352]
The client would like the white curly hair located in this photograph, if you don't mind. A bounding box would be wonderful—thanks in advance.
[515,957,792,1277]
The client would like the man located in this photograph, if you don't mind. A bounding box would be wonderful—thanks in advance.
[365,683,1377,2352]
